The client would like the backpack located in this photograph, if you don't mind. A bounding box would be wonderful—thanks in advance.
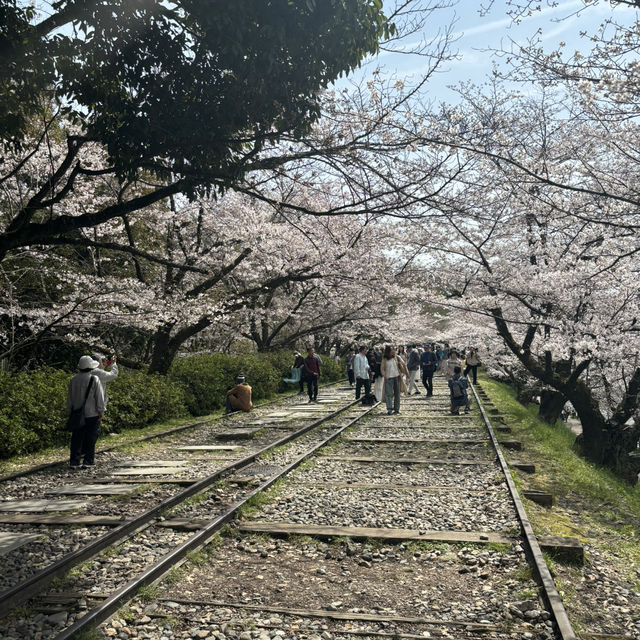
[450,378,466,398]
[361,392,376,406]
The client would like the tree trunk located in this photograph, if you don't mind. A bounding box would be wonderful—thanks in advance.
[491,309,640,484]
[148,325,179,376]
[148,317,213,375]
[538,389,565,424]
[570,381,640,484]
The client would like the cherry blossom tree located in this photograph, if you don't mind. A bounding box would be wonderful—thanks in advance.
[404,93,640,480]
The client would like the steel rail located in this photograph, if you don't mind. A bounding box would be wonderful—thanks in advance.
[0,391,358,618]
[0,379,347,483]
[471,383,578,640]
[55,401,380,640]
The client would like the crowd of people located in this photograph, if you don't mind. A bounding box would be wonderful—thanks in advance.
[65,342,479,469]
[345,343,481,416]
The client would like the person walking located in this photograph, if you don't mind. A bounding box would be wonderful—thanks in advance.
[66,355,105,469]
[406,345,421,395]
[345,349,356,387]
[436,345,444,372]
[353,345,371,400]
[226,374,253,413]
[381,345,409,415]
[420,344,438,396]
[303,346,321,403]
[293,351,305,394]
[372,347,384,401]
[464,348,480,384]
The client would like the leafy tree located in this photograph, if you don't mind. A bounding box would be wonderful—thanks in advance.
[0,0,398,259]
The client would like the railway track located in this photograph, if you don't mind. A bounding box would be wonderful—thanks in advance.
[0,379,579,640]
[0,382,335,484]
[0,383,360,634]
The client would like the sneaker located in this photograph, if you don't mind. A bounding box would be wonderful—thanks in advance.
[393,410,400,414]
[82,462,96,468]
[387,411,393,415]
[464,408,471,414]
[69,464,82,470]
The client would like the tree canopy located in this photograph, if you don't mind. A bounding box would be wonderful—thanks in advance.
[1,0,393,183]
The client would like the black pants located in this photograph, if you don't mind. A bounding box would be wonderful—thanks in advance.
[307,376,318,400]
[347,369,355,385]
[70,416,100,466]
[464,365,478,384]
[355,377,371,400]
[299,370,305,393]
[422,369,434,395]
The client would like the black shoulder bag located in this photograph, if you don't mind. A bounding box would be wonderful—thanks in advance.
[65,376,95,431]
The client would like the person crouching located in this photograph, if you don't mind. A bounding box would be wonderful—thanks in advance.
[448,366,469,416]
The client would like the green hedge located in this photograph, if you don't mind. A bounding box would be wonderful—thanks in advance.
[0,368,69,458]
[101,372,186,433]
[0,351,343,459]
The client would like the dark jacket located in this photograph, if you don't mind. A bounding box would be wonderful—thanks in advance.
[407,350,420,371]
[420,351,437,371]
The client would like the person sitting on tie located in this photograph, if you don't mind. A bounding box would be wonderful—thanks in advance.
[226,374,253,413]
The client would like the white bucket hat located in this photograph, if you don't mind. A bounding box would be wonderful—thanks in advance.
[78,355,99,370]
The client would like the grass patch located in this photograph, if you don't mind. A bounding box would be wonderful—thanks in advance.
[235,480,283,520]
[137,584,161,602]
[480,373,640,634]
[480,375,640,526]
[74,630,101,640]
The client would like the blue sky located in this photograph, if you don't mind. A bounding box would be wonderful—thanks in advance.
[347,0,639,103]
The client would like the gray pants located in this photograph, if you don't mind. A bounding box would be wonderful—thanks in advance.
[385,376,401,413]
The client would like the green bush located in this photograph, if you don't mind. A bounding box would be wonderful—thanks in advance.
[319,354,344,382]
[170,352,288,415]
[0,368,69,457]
[102,371,187,433]
[0,350,345,460]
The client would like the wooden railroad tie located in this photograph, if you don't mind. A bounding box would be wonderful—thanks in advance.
[538,535,584,564]
[235,521,513,545]
[522,489,553,507]
[343,437,488,444]
[498,440,523,451]
[510,461,536,473]
[320,455,494,465]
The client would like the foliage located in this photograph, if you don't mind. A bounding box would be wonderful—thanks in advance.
[1,0,390,177]
[169,350,341,416]
[100,372,187,434]
[0,367,69,457]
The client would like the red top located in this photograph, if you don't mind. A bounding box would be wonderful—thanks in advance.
[303,355,321,377]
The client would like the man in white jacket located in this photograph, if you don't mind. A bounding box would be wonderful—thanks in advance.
[67,356,106,469]
[353,345,371,400]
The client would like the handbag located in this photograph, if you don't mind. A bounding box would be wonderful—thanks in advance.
[65,376,95,431]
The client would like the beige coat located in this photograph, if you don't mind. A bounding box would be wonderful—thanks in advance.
[227,383,253,411]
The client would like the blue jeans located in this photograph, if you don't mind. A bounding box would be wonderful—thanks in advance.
[385,376,401,413]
